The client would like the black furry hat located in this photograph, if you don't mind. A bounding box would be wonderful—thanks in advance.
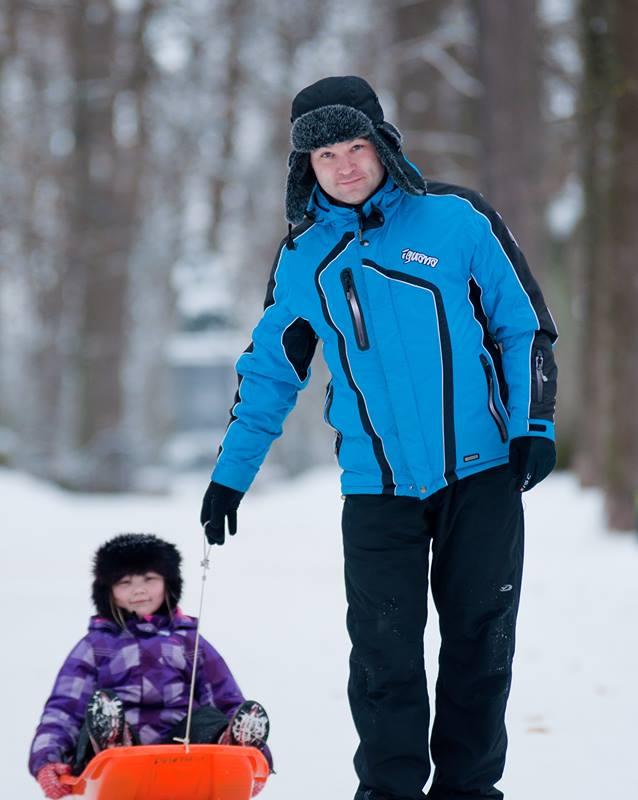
[286,75,426,224]
[92,533,183,619]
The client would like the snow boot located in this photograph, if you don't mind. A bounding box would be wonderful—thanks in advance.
[85,689,126,753]
[218,700,270,749]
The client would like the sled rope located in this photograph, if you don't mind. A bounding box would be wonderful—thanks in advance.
[174,534,212,753]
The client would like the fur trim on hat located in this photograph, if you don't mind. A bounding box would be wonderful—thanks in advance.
[286,104,426,224]
[92,533,183,620]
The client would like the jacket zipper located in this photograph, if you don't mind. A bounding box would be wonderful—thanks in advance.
[480,354,508,443]
[341,269,370,350]
[356,208,370,246]
[535,350,548,402]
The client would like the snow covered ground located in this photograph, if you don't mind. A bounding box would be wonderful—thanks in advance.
[2,465,636,799]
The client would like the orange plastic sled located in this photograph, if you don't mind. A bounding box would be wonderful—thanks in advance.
[59,744,270,800]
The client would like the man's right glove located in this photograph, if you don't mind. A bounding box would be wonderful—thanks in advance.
[200,481,245,545]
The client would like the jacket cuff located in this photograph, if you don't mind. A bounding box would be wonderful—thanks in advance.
[30,752,59,778]
[211,461,255,493]
[509,418,555,441]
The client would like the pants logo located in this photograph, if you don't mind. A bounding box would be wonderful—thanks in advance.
[401,248,439,267]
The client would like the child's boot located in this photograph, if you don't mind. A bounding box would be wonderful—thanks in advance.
[85,689,126,753]
[218,700,270,749]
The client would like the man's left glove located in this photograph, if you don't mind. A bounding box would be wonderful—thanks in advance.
[509,436,556,492]
[200,481,245,545]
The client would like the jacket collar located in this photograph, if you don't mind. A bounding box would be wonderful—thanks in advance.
[89,609,197,635]
[307,173,404,231]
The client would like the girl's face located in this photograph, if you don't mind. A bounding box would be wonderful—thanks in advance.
[112,572,166,617]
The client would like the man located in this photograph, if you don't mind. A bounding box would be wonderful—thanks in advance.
[201,76,557,800]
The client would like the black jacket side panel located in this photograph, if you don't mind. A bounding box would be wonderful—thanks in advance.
[428,181,558,425]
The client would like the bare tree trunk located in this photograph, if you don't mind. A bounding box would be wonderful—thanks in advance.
[13,5,71,473]
[473,0,544,276]
[60,0,151,490]
[207,0,245,254]
[575,0,614,487]
[390,0,478,182]
[605,0,638,530]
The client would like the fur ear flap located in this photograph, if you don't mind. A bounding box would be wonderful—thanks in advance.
[286,151,316,225]
[377,121,403,150]
[370,129,426,197]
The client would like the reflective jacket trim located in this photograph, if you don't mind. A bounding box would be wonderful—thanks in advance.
[315,234,397,494]
[362,259,458,485]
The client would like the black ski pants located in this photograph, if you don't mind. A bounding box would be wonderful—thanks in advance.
[343,464,524,800]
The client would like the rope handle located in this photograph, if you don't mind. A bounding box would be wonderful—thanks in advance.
[173,533,212,753]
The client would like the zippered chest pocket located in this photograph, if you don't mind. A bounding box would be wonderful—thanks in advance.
[341,269,370,350]
[480,354,508,443]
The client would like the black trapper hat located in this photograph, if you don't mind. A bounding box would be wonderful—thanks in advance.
[286,75,426,224]
[92,533,183,619]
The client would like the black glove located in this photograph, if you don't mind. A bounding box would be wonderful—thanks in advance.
[509,436,556,492]
[200,481,245,545]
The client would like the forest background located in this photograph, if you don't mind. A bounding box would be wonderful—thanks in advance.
[1,0,637,532]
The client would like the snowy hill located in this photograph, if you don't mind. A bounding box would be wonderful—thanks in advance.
[2,467,636,799]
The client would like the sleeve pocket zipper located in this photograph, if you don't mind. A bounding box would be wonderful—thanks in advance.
[535,350,548,402]
[480,354,508,443]
[323,382,343,456]
[341,269,370,350]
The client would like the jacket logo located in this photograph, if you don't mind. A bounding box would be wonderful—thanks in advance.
[401,248,439,267]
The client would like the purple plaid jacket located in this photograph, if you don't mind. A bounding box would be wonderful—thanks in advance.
[29,612,245,776]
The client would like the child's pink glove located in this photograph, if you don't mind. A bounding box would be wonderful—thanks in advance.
[36,763,72,798]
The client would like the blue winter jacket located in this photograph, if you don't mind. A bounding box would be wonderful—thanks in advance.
[212,175,558,499]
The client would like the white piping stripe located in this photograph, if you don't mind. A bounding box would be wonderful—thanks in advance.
[363,262,448,488]
[318,241,398,493]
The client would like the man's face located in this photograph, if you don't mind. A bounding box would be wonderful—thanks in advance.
[309,138,385,205]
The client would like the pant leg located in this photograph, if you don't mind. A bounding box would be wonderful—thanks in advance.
[343,494,431,800]
[166,706,229,744]
[427,465,524,800]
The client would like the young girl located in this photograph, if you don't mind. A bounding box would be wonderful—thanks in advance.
[29,533,271,799]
